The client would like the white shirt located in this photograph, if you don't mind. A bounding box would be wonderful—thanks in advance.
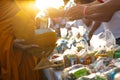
[105,11,120,39]
[92,11,120,39]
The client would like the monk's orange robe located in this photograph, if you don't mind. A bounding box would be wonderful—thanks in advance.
[0,0,46,80]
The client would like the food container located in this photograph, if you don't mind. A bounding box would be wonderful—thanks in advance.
[67,67,90,80]
[95,50,108,59]
[50,54,64,70]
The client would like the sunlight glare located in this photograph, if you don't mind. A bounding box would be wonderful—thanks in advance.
[36,0,64,11]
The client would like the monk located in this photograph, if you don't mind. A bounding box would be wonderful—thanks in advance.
[0,0,46,80]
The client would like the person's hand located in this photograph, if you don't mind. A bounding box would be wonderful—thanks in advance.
[64,4,84,21]
[65,2,115,22]
[13,39,39,50]
[46,7,64,18]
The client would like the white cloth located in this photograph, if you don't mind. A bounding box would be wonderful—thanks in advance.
[92,11,120,38]
[44,68,62,80]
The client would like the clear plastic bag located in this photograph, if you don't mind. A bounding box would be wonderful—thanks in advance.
[103,23,116,48]
[64,0,76,11]
[64,0,77,28]
[90,23,116,50]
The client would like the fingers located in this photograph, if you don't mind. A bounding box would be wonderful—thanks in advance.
[64,5,84,21]
[13,39,25,49]
[64,6,78,18]
[46,8,62,18]
[27,44,39,49]
[14,39,25,43]
[16,44,40,51]
[13,39,40,50]
[30,44,39,47]
[64,9,73,17]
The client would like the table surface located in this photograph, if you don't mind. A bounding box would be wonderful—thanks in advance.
[44,68,62,80]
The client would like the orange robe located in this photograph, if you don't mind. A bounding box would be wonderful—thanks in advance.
[0,0,46,80]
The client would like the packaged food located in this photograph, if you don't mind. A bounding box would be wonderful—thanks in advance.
[77,49,93,65]
[103,67,120,80]
[64,54,78,68]
[77,73,97,80]
[94,75,107,80]
[114,50,120,58]
[106,47,115,58]
[67,67,90,79]
[94,50,108,59]
[62,64,84,80]
[112,58,120,67]
[50,54,64,70]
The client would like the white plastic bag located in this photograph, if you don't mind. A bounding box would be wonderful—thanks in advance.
[103,24,116,47]
[90,23,116,50]
[60,28,68,38]
[64,0,76,11]
[78,25,87,37]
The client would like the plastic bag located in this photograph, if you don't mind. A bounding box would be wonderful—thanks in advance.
[64,0,76,10]
[103,23,116,48]
[90,23,116,50]
[60,28,68,38]
[78,25,87,37]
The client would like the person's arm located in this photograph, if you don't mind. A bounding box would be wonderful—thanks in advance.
[82,18,93,27]
[85,0,120,21]
[65,0,120,22]
[86,0,101,6]
[82,18,101,40]
[46,8,65,18]
[88,21,101,40]
[13,39,39,50]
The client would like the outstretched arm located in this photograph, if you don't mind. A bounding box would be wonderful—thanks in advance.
[88,21,101,40]
[65,0,120,22]
[85,0,120,21]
